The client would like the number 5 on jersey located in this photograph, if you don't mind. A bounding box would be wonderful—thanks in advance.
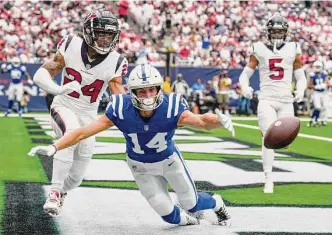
[63,67,104,103]
[128,133,167,154]
[269,58,284,80]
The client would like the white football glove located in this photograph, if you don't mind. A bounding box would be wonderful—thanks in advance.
[294,90,304,103]
[27,79,34,85]
[28,145,57,157]
[241,86,254,100]
[57,81,82,95]
[215,108,235,137]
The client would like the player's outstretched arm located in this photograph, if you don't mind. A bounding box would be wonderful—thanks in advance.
[293,55,307,102]
[177,109,235,136]
[28,115,114,157]
[239,55,258,99]
[109,76,126,94]
[33,52,82,95]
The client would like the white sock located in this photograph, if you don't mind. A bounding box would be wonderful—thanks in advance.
[51,158,72,192]
[62,159,90,192]
[262,137,274,173]
[179,210,189,225]
[212,195,223,212]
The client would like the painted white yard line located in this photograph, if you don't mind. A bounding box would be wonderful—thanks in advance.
[233,122,332,142]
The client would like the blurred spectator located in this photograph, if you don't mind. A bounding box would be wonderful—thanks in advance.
[217,72,232,115]
[171,73,189,98]
[235,84,251,116]
[191,78,206,91]
[118,0,129,21]
[21,90,30,113]
[163,76,172,93]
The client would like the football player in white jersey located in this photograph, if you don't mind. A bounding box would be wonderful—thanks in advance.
[239,13,307,193]
[32,9,128,217]
[29,64,234,226]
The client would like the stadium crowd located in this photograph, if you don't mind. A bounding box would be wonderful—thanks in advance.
[0,0,331,70]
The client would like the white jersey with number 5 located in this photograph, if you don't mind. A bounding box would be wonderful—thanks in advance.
[252,41,301,103]
[52,34,128,115]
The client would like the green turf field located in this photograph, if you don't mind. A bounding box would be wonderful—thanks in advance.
[1,115,332,234]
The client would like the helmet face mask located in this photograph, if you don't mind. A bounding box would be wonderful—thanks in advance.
[131,86,163,111]
[83,10,120,55]
[266,14,289,47]
[127,64,164,111]
[11,57,20,67]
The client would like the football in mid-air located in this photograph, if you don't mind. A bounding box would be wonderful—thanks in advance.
[264,117,300,149]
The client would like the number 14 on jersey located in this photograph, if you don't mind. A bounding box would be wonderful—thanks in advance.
[128,133,167,154]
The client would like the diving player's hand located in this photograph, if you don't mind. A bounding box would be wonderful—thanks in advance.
[241,86,254,100]
[294,90,304,103]
[28,145,57,157]
[57,81,82,95]
[27,79,34,85]
[215,108,235,137]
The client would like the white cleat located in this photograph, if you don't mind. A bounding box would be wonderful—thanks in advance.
[43,190,67,217]
[179,210,200,226]
[212,194,231,226]
[264,179,274,193]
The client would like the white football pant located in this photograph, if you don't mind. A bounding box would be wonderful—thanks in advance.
[312,91,325,111]
[258,100,294,173]
[7,83,23,101]
[126,147,197,217]
[50,105,96,193]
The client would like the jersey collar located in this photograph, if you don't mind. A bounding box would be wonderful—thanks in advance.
[81,42,109,70]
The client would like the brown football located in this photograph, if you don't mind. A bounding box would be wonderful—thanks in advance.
[264,116,301,149]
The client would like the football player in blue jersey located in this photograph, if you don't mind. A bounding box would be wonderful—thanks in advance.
[28,64,235,226]
[308,61,328,127]
[1,57,33,117]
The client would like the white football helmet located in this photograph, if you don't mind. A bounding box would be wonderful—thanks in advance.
[11,57,21,67]
[313,61,323,73]
[127,64,164,110]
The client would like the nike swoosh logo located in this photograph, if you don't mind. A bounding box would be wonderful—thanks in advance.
[168,161,175,166]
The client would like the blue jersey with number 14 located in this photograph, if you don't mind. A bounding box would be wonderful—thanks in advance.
[105,93,189,163]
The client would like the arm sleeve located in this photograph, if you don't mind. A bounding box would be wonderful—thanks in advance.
[294,68,307,92]
[239,66,255,88]
[250,43,259,60]
[295,42,302,55]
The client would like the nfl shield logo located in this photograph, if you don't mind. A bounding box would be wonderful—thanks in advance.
[144,125,149,131]
[86,64,91,69]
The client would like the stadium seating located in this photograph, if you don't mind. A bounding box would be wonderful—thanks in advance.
[0,1,331,70]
